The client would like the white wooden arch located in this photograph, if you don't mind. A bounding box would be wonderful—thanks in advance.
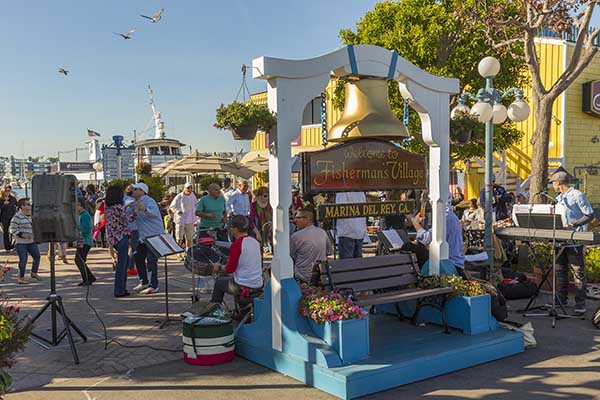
[251,44,460,351]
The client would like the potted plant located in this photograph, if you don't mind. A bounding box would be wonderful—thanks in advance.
[450,111,478,144]
[298,285,369,364]
[0,296,32,396]
[214,101,277,140]
[414,275,496,335]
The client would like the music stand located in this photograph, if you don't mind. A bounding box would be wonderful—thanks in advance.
[145,234,185,329]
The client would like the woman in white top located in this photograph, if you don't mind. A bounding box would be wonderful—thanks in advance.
[462,198,484,230]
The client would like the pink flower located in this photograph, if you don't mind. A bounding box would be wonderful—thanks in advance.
[311,313,317,320]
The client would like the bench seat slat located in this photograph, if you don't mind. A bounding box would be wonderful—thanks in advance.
[324,265,417,285]
[335,274,419,292]
[354,287,454,307]
[326,255,417,273]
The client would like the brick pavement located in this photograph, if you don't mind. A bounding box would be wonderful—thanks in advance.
[0,243,211,392]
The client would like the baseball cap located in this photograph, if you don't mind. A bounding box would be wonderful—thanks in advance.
[184,182,192,189]
[548,166,573,183]
[132,183,149,194]
[517,191,528,200]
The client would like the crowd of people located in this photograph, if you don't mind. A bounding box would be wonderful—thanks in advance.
[1,167,595,314]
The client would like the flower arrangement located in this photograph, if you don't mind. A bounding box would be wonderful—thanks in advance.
[0,297,32,395]
[298,285,367,324]
[214,101,277,140]
[419,275,486,298]
[0,267,9,282]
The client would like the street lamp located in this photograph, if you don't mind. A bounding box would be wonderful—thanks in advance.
[451,56,530,282]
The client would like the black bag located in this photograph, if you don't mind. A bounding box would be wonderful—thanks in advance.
[498,281,537,300]
[490,289,508,322]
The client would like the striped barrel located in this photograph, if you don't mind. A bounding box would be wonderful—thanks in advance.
[182,315,235,365]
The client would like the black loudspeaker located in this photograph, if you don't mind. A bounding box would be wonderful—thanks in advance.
[32,174,78,243]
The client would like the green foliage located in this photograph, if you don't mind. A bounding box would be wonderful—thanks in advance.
[215,101,277,133]
[298,284,367,324]
[107,177,166,203]
[0,297,32,395]
[198,176,223,191]
[420,275,486,297]
[337,0,526,161]
[135,162,152,177]
[585,247,600,283]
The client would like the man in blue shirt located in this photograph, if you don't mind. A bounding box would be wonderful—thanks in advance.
[551,169,595,315]
[131,183,164,294]
[412,204,466,277]
[226,181,250,217]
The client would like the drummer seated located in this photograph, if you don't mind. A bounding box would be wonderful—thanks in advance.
[210,215,263,304]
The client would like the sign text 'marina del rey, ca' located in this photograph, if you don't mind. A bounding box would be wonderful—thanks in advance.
[301,139,427,193]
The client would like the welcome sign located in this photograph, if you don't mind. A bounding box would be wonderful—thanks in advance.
[301,139,427,193]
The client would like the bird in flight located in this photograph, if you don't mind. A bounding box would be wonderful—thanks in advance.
[140,8,164,23]
[113,28,136,40]
[58,68,69,76]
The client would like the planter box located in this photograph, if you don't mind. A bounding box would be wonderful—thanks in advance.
[308,316,370,364]
[416,294,498,335]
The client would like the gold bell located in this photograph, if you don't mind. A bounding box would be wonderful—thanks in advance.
[328,78,409,142]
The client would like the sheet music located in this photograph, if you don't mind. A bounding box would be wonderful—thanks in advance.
[146,234,185,257]
[382,229,404,250]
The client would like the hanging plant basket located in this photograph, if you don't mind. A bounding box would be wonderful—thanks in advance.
[450,111,478,144]
[451,126,472,144]
[214,101,276,141]
[231,124,259,140]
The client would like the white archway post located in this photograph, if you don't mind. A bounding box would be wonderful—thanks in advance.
[252,45,459,352]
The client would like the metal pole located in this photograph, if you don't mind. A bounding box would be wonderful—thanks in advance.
[484,77,495,283]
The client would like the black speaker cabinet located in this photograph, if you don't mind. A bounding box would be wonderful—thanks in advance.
[32,174,78,243]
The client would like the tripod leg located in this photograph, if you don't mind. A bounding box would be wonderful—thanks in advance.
[56,297,80,364]
[55,306,88,342]
[29,301,51,323]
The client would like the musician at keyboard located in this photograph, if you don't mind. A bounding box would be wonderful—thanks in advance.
[550,168,595,315]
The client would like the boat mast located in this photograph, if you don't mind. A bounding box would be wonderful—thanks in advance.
[148,84,165,140]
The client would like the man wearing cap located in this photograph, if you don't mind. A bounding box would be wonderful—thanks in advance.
[479,174,511,221]
[131,183,164,294]
[550,168,595,315]
[169,183,197,253]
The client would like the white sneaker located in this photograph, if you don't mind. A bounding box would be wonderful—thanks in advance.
[140,287,158,295]
[133,283,149,293]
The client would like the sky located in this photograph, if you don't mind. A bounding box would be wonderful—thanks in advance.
[0,1,380,161]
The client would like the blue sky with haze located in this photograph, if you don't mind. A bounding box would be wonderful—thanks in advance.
[1,2,599,160]
[0,1,379,160]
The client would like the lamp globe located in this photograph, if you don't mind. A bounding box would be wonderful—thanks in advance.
[508,100,531,122]
[492,103,508,124]
[470,101,493,123]
[450,103,471,119]
[478,56,501,78]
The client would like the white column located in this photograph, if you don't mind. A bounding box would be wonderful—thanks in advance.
[400,82,451,275]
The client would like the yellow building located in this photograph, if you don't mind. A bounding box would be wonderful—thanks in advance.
[247,37,600,202]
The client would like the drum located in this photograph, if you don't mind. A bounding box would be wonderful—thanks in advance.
[185,245,220,276]
[182,314,235,365]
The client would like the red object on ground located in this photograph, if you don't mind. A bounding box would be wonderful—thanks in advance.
[183,350,234,366]
[127,268,138,276]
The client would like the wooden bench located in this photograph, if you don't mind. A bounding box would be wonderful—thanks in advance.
[317,253,454,332]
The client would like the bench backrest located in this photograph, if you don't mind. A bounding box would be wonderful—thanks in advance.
[319,253,421,293]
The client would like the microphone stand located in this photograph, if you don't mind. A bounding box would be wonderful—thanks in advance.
[523,192,581,327]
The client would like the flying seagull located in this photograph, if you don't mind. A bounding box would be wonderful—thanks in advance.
[140,8,163,23]
[58,68,69,76]
[113,28,136,40]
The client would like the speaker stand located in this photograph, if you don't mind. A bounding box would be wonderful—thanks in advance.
[29,243,86,364]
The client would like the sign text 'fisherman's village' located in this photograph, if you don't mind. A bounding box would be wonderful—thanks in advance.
[301,139,427,193]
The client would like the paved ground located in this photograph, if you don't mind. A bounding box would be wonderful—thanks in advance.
[1,244,600,400]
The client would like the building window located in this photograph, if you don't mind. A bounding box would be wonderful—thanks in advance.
[149,147,159,155]
[160,146,171,155]
[302,97,321,126]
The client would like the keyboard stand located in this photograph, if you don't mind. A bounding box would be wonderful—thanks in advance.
[517,243,567,313]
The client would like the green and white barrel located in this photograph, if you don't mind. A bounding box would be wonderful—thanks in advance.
[182,315,235,365]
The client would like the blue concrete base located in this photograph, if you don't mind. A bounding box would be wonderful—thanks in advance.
[236,278,524,400]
